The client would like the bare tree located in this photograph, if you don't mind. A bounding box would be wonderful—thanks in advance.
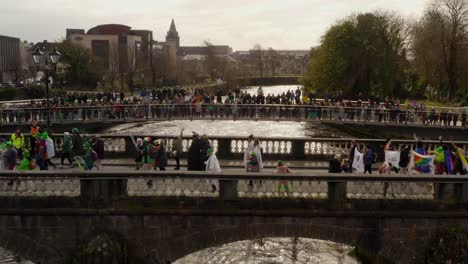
[203,41,219,79]
[411,0,468,100]
[151,45,164,85]
[127,42,139,91]
[250,44,264,78]
[266,48,280,77]
[434,0,468,99]
[107,43,120,90]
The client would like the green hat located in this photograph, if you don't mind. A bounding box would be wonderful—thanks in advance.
[23,150,30,158]
[72,128,79,133]
[5,141,13,147]
[208,148,214,153]
[82,142,91,148]
[41,132,49,139]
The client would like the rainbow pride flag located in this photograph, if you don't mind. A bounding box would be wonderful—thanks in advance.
[410,151,435,174]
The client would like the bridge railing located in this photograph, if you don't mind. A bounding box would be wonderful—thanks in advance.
[0,171,466,203]
[0,133,467,161]
[1,104,467,127]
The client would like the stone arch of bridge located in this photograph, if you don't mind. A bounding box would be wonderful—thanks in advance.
[148,218,381,264]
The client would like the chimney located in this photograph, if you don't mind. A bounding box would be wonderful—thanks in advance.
[43,40,48,44]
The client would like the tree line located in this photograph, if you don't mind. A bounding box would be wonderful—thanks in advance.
[303,0,468,104]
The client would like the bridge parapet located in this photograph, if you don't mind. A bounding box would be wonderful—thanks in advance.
[1,103,467,128]
[1,172,467,204]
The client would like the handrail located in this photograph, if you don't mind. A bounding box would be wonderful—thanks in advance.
[0,171,467,183]
[0,102,467,111]
[0,98,467,110]
[0,133,467,144]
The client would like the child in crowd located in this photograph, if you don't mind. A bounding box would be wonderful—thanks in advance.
[276,160,293,194]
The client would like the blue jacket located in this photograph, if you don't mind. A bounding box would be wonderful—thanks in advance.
[364,149,374,165]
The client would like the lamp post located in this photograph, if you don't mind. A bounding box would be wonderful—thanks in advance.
[32,47,61,128]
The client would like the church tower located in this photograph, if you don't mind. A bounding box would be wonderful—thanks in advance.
[164,19,179,82]
[165,19,180,48]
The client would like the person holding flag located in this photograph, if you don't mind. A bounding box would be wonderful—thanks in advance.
[451,141,468,175]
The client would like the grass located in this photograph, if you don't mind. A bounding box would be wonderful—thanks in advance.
[414,100,461,108]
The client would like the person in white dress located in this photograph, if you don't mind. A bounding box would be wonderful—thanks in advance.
[205,148,221,192]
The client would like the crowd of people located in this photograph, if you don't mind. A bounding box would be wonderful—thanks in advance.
[1,88,467,127]
[0,122,104,172]
[328,136,468,176]
[1,111,467,195]
[0,126,297,194]
[131,131,288,193]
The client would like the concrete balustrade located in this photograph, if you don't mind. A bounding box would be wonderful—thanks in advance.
[0,103,467,128]
[0,172,467,204]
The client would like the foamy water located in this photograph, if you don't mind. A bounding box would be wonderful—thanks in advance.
[174,238,360,264]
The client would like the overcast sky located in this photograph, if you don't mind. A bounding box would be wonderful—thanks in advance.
[1,0,429,50]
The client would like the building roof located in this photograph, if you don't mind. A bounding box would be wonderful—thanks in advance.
[179,45,233,56]
[30,40,60,52]
[87,24,132,35]
[234,49,310,58]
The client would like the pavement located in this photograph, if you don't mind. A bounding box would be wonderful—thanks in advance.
[47,158,381,173]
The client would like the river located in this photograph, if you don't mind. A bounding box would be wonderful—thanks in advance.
[174,238,360,264]
[103,85,349,138]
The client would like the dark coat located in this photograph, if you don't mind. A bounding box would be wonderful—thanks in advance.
[72,133,83,155]
[199,139,212,164]
[188,138,202,171]
[328,159,342,173]
[156,145,168,168]
[399,147,410,168]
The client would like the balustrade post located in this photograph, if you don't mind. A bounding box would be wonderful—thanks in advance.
[454,183,468,204]
[80,177,128,200]
[125,137,136,155]
[291,140,305,159]
[217,138,233,159]
[327,181,346,202]
[219,179,238,200]
[435,183,463,203]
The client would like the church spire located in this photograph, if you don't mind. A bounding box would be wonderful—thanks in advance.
[166,18,180,48]
[169,18,177,33]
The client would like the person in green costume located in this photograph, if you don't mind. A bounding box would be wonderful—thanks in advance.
[80,143,94,171]
[17,150,36,171]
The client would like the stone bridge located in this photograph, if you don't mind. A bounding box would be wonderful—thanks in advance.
[0,171,467,264]
[0,104,466,133]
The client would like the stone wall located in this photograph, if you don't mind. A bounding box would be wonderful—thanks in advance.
[1,208,467,263]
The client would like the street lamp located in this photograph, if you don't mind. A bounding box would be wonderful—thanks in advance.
[32,47,61,127]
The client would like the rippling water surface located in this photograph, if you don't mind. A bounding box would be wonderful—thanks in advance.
[174,238,360,264]
[104,85,349,138]
[241,85,303,96]
[104,120,346,138]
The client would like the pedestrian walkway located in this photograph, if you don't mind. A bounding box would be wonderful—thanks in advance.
[50,158,383,173]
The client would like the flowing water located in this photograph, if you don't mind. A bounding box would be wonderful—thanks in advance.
[174,238,360,264]
[104,84,348,138]
[241,85,303,96]
[104,120,346,138]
